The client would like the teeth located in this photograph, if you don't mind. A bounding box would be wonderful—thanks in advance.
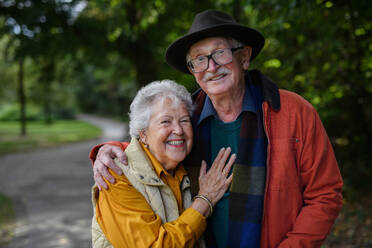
[168,140,184,145]
[210,74,224,81]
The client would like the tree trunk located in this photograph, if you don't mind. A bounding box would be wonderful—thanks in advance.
[120,0,159,88]
[125,37,159,88]
[39,59,55,124]
[18,58,26,136]
[233,0,242,22]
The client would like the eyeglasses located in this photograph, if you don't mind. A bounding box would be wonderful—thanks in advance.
[187,47,244,73]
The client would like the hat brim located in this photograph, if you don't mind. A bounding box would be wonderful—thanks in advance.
[165,24,265,74]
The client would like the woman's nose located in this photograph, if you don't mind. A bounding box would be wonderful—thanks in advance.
[172,123,183,135]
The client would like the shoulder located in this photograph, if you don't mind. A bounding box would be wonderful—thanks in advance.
[104,166,132,191]
[278,89,316,113]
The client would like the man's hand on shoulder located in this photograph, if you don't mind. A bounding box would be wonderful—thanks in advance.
[93,144,127,190]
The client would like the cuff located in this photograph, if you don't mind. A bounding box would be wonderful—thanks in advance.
[89,141,129,166]
[178,208,207,239]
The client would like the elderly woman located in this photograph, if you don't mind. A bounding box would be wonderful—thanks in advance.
[91,80,235,248]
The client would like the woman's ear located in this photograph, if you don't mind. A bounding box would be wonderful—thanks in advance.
[139,130,147,146]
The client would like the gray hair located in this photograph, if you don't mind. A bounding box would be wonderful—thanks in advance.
[186,37,245,62]
[129,79,193,138]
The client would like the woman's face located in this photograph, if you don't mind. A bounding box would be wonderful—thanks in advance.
[141,97,193,173]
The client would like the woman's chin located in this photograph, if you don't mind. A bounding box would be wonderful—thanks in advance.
[162,155,187,170]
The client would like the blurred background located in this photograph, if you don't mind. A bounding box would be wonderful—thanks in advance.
[0,0,371,247]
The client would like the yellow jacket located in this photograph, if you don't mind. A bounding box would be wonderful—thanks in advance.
[91,138,206,248]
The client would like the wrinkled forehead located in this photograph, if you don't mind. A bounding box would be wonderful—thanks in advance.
[188,37,230,56]
[151,95,184,111]
[149,97,189,122]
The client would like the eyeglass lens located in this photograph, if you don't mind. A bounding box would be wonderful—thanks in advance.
[191,49,233,73]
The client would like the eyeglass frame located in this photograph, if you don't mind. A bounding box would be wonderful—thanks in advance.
[186,46,244,73]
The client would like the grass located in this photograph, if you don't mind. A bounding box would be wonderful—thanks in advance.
[0,193,15,246]
[0,120,102,155]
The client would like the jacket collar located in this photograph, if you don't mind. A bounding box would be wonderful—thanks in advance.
[125,138,165,186]
[248,69,280,111]
[124,138,189,188]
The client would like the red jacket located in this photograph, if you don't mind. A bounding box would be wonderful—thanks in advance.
[260,89,343,247]
[90,72,343,248]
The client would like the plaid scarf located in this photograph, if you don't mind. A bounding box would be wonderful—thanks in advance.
[184,70,276,247]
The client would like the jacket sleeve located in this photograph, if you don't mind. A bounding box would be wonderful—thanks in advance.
[279,106,343,247]
[89,141,129,166]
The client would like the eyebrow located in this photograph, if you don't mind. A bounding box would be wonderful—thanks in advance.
[155,114,190,121]
[190,40,227,56]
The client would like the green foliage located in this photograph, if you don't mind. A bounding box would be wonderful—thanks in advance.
[0,120,102,155]
[0,103,76,121]
[0,0,370,200]
[0,1,370,245]
[73,63,137,117]
[246,0,372,197]
[0,103,41,121]
[0,192,15,247]
[0,192,14,246]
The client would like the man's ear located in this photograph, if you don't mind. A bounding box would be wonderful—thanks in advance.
[242,46,252,70]
[187,65,195,75]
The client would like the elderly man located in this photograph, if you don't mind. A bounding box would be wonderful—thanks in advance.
[90,10,343,248]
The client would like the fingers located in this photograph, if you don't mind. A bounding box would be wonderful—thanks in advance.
[95,175,108,191]
[93,144,126,190]
[215,147,227,165]
[218,147,232,171]
[96,144,124,176]
[222,153,236,176]
[98,158,116,182]
[199,160,207,179]
[93,161,108,190]
[210,147,232,172]
[225,173,233,186]
[103,154,123,176]
[111,146,127,170]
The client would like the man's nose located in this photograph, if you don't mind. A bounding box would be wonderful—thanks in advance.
[206,57,219,72]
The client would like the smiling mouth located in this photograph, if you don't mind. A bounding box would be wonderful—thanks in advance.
[167,140,185,146]
[209,74,226,81]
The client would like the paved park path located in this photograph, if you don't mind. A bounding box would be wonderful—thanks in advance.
[0,114,127,248]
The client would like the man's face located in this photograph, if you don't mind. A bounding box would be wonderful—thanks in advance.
[188,37,251,98]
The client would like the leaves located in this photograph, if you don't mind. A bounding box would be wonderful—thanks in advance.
[0,0,371,197]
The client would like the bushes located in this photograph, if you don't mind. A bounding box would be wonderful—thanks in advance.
[0,103,76,121]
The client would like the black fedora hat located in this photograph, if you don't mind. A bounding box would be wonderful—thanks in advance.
[165,9,265,74]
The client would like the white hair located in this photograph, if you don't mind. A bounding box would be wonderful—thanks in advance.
[129,79,193,138]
